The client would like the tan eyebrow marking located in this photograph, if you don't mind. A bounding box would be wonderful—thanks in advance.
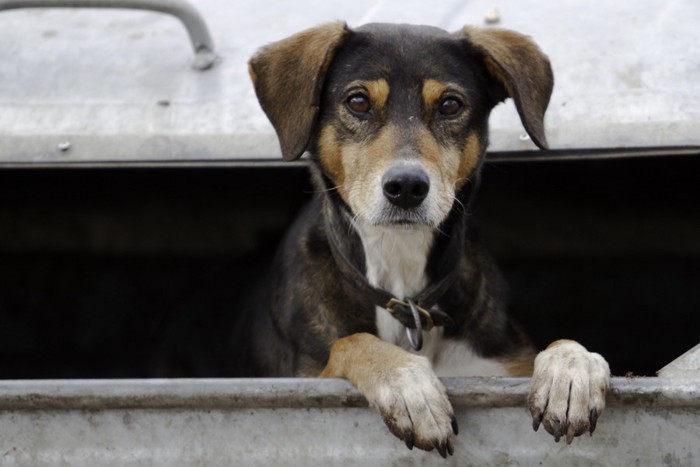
[346,79,390,110]
[422,79,469,115]
[422,79,449,108]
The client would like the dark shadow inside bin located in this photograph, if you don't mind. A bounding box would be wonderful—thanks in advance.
[0,155,698,378]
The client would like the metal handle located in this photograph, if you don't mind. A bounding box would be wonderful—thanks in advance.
[0,0,216,70]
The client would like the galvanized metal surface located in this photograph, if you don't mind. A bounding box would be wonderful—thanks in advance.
[1,3,699,463]
[1,0,699,164]
[659,344,700,379]
[0,0,217,70]
[0,377,699,466]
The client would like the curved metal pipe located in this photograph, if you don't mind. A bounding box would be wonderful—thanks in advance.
[0,0,217,70]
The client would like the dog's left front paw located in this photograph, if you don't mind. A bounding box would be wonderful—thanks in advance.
[528,339,610,444]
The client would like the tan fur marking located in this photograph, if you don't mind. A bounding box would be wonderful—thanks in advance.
[320,332,408,378]
[342,79,390,121]
[415,126,463,223]
[318,125,344,188]
[419,80,481,192]
[422,79,448,111]
[362,123,399,162]
[502,348,537,376]
[364,78,390,110]
[415,126,443,168]
[340,125,398,217]
[322,81,392,209]
[457,131,482,185]
[415,126,462,188]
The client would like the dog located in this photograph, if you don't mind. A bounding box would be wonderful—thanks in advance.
[240,22,611,457]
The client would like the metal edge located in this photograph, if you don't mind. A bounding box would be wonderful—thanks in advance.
[1,146,698,170]
[0,159,302,170]
[487,146,700,163]
[0,377,698,411]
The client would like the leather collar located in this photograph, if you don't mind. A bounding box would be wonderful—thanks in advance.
[323,201,465,351]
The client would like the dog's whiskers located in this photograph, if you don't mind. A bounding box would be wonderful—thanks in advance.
[452,196,466,216]
[348,212,362,237]
[317,184,342,194]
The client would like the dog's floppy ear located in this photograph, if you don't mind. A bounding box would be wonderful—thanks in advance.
[456,27,553,150]
[249,22,351,161]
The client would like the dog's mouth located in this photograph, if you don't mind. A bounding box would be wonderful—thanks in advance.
[374,206,435,228]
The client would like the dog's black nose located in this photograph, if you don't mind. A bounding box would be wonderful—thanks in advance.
[382,165,430,209]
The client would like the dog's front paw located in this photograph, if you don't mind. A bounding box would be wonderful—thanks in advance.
[528,339,610,444]
[366,354,457,457]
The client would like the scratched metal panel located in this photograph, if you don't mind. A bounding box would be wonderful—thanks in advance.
[0,0,699,164]
[1,377,699,466]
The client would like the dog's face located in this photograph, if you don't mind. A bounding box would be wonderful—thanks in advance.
[315,24,506,228]
[250,22,553,228]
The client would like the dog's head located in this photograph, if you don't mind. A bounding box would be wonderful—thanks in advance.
[250,22,552,228]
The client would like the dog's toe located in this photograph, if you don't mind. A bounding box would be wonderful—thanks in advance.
[367,354,456,456]
[528,340,610,443]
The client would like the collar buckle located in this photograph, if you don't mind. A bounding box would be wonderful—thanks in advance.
[386,298,435,351]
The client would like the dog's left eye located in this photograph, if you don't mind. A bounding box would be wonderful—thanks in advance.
[438,97,463,117]
[346,93,372,115]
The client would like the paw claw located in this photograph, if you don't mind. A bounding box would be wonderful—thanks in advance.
[451,416,459,435]
[589,408,598,435]
[404,431,414,450]
[550,419,562,440]
[566,424,576,445]
[531,409,543,432]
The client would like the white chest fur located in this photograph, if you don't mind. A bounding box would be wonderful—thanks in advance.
[354,222,433,307]
[354,221,508,377]
[355,222,433,345]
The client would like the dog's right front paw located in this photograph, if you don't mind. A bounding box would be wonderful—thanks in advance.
[365,353,458,458]
[321,333,457,456]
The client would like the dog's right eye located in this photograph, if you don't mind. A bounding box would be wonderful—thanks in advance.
[437,97,463,117]
[346,93,371,115]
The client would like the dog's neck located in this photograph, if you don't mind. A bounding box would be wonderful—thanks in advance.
[352,220,435,345]
[353,221,434,300]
